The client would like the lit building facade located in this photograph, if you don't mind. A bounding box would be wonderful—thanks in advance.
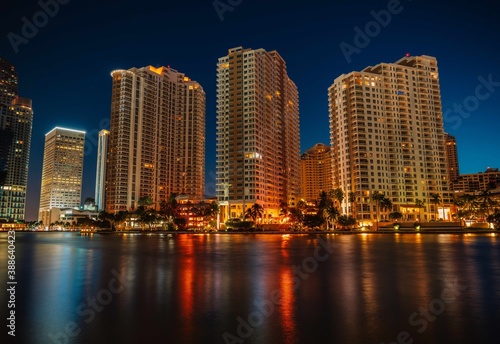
[329,55,452,221]
[0,57,33,221]
[39,127,85,225]
[452,168,500,194]
[300,143,333,201]
[445,133,460,184]
[106,66,205,213]
[216,47,300,222]
[95,129,109,211]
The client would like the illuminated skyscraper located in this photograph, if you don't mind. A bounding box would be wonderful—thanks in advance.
[0,57,33,221]
[300,143,333,202]
[39,127,85,225]
[216,47,300,222]
[106,66,205,212]
[95,129,109,211]
[329,55,452,221]
[445,133,459,184]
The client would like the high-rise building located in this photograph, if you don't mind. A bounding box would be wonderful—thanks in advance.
[216,47,300,222]
[95,129,109,211]
[0,57,33,221]
[0,57,18,107]
[106,66,205,213]
[300,143,333,202]
[329,55,452,221]
[445,133,459,184]
[39,127,85,225]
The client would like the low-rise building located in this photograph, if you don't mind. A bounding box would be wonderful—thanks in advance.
[452,168,500,194]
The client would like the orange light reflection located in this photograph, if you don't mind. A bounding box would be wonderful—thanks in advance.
[179,235,194,324]
[279,266,296,340]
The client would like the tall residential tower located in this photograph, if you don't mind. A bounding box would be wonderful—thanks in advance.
[216,47,300,221]
[329,55,452,221]
[39,127,85,225]
[95,129,109,211]
[106,66,205,212]
[445,133,459,185]
[0,57,33,221]
[300,143,333,202]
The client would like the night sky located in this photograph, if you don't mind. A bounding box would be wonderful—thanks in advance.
[1,0,499,221]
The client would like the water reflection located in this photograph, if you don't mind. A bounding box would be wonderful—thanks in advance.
[0,233,499,344]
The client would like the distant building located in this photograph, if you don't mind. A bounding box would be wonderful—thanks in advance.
[106,66,205,213]
[445,133,460,184]
[176,196,218,229]
[329,55,452,221]
[300,143,332,201]
[0,57,33,221]
[452,168,500,194]
[39,127,85,225]
[43,208,99,227]
[216,47,300,222]
[95,129,109,211]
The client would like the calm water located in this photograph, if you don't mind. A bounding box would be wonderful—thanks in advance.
[1,232,500,344]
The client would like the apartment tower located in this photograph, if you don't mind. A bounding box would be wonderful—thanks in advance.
[39,127,85,224]
[216,47,300,221]
[0,57,33,220]
[300,143,333,202]
[95,129,109,211]
[329,55,452,221]
[106,66,205,212]
[445,133,459,185]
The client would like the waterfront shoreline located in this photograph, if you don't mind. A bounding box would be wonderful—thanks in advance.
[4,229,497,235]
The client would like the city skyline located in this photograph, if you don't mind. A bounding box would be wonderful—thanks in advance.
[1,0,499,220]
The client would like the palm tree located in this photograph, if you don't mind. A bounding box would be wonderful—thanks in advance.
[477,190,497,219]
[329,188,344,209]
[98,210,124,231]
[325,204,340,230]
[456,194,477,217]
[454,209,468,229]
[379,197,393,220]
[430,193,442,220]
[318,191,331,210]
[245,203,264,223]
[288,207,304,226]
[415,199,425,221]
[297,200,308,213]
[205,201,220,219]
[372,191,385,230]
[138,196,154,208]
[389,211,403,221]
[487,210,500,230]
[337,215,357,231]
[114,211,128,230]
[279,201,289,219]
[160,193,179,222]
[348,191,356,218]
[139,209,158,230]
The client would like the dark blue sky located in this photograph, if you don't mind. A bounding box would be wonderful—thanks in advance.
[1,0,499,220]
